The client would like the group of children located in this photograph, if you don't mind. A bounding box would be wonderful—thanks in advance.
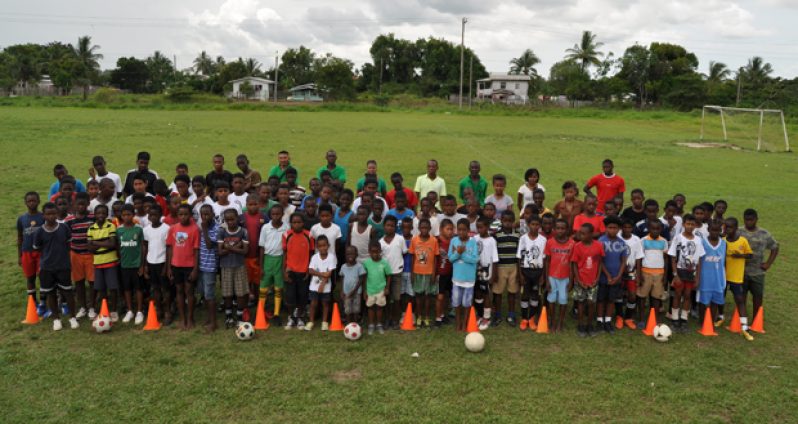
[18,152,779,341]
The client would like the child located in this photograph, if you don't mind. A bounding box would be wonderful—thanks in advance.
[570,223,605,337]
[667,214,705,332]
[89,178,116,215]
[532,189,551,216]
[621,189,646,225]
[192,176,212,222]
[634,199,668,240]
[713,200,728,221]
[276,184,297,227]
[307,235,337,331]
[434,219,454,327]
[55,196,70,223]
[216,209,248,329]
[301,197,320,230]
[697,220,726,336]
[172,175,192,204]
[349,206,375,264]
[413,197,440,237]
[517,167,544,211]
[661,200,683,241]
[363,241,392,335]
[449,218,479,331]
[198,204,219,331]
[400,217,415,319]
[299,177,320,209]
[386,172,418,210]
[243,195,266,306]
[636,220,668,328]
[33,202,78,330]
[236,154,262,192]
[258,204,289,326]
[738,208,779,326]
[691,205,709,240]
[543,219,575,333]
[282,213,314,329]
[229,173,249,212]
[212,181,237,225]
[368,199,386,239]
[267,176,281,201]
[285,167,306,208]
[490,210,519,327]
[86,204,120,322]
[485,174,513,216]
[117,204,146,324]
[553,180,583,233]
[475,217,499,330]
[597,216,627,333]
[673,194,687,216]
[387,191,415,222]
[256,183,276,214]
[166,204,201,330]
[724,217,754,340]
[409,218,439,328]
[18,192,45,316]
[540,213,555,240]
[603,200,618,218]
[516,214,546,330]
[334,190,354,266]
[85,177,99,201]
[440,195,466,225]
[132,193,150,228]
[311,204,342,259]
[380,216,407,329]
[340,246,366,324]
[143,205,171,324]
[482,203,501,236]
[162,194,183,226]
[620,218,644,329]
[65,193,95,319]
[573,194,605,239]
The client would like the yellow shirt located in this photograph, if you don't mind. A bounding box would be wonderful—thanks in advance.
[87,221,119,267]
[725,236,752,283]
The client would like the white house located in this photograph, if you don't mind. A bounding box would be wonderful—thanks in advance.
[476,73,530,104]
[228,76,274,101]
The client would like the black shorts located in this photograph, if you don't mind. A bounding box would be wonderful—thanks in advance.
[94,266,120,291]
[309,291,331,302]
[476,278,490,293]
[120,267,144,291]
[438,274,453,294]
[172,266,194,286]
[597,281,623,302]
[148,263,169,289]
[520,268,543,294]
[40,269,72,293]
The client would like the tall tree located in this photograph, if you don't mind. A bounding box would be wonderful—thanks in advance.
[509,49,540,76]
[280,46,315,89]
[244,58,261,76]
[706,61,730,82]
[146,51,174,93]
[617,44,651,108]
[742,56,773,89]
[193,51,214,75]
[314,54,355,100]
[565,30,604,72]
[110,57,149,93]
[72,36,102,100]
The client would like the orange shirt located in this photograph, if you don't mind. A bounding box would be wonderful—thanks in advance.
[283,229,314,273]
[573,213,605,235]
[409,235,439,275]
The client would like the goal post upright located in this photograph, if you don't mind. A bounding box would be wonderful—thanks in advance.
[780,111,791,152]
[701,105,790,151]
[758,110,764,151]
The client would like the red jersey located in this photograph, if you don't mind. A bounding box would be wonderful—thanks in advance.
[573,213,606,235]
[437,236,453,276]
[544,238,575,279]
[167,223,200,268]
[155,195,169,217]
[385,188,418,209]
[586,173,625,213]
[570,240,605,286]
[283,229,314,273]
[243,212,266,258]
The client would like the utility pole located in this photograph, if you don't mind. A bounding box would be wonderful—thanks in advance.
[379,57,383,95]
[736,67,742,107]
[274,51,279,103]
[459,17,468,109]
[468,54,473,108]
[173,55,177,80]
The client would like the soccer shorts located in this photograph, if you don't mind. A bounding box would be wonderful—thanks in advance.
[120,267,144,291]
[148,263,169,289]
[39,269,72,293]
[671,279,695,291]
[171,266,194,286]
[309,291,332,302]
[94,266,120,291]
[245,257,261,284]
[437,274,453,294]
[493,266,519,294]
[20,251,41,279]
[520,268,543,297]
[221,266,248,297]
[698,290,724,306]
[70,251,94,282]
[597,282,623,302]
[412,274,436,295]
[366,292,387,307]
[260,255,284,289]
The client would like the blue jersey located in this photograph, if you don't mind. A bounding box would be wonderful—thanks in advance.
[17,212,44,252]
[333,209,353,243]
[699,238,726,292]
[387,208,415,222]
[599,235,628,283]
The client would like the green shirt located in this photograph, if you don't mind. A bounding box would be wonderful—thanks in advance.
[363,258,391,295]
[317,165,347,184]
[458,175,488,206]
[268,163,297,183]
[117,225,143,269]
[356,176,387,194]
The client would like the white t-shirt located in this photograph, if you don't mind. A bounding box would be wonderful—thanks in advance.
[229,192,249,213]
[476,236,499,280]
[660,215,683,241]
[212,201,240,224]
[668,233,706,272]
[485,194,514,215]
[380,234,408,274]
[516,233,547,269]
[351,196,388,219]
[439,213,466,228]
[310,223,342,258]
[693,223,709,240]
[622,234,645,273]
[517,183,546,209]
[88,197,116,216]
[143,224,170,264]
[192,197,214,222]
[308,253,337,293]
[90,171,123,195]
[168,181,195,196]
[125,192,154,205]
[279,204,297,228]
[136,213,151,229]
[259,221,289,256]
[412,215,440,237]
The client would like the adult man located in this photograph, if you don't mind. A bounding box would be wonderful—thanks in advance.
[205,154,234,195]
[739,208,779,318]
[584,159,625,214]
[414,159,446,208]
[88,156,123,197]
[268,150,296,183]
[316,149,346,185]
[123,151,159,196]
[458,160,487,206]
[236,154,262,192]
[49,164,86,197]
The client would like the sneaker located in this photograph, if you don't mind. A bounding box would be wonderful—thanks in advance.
[577,326,588,338]
[587,325,600,337]
[691,308,700,319]
[478,318,490,331]
[528,319,538,331]
[76,307,87,319]
[52,318,63,331]
[69,317,79,329]
[134,311,145,325]
[36,302,47,317]
[625,319,636,329]
[368,324,375,336]
[490,317,501,327]
[225,317,235,329]
[506,316,517,327]
[304,321,314,331]
[296,318,306,330]
[636,321,646,330]
[415,317,422,328]
[714,319,724,328]
[519,319,528,331]
[41,309,53,319]
[424,319,431,328]
[377,324,385,334]
[88,308,97,320]
[615,316,624,330]
[110,312,119,323]
[123,310,134,323]
[603,322,612,333]
[284,316,295,330]
[61,303,70,316]
[741,329,754,341]
[321,322,329,331]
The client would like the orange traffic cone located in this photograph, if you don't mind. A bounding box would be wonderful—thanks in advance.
[254,299,270,331]
[698,307,718,336]
[536,306,549,334]
[400,302,416,331]
[143,300,161,331]
[642,308,657,336]
[21,295,39,325]
[726,308,741,333]
[466,306,479,333]
[99,298,110,318]
[750,306,766,334]
[329,302,344,331]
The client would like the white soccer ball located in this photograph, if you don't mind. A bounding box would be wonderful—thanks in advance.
[344,322,362,341]
[465,332,485,353]
[653,324,672,342]
[236,322,255,341]
[92,316,111,333]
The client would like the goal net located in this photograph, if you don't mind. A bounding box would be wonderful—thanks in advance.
[700,105,791,152]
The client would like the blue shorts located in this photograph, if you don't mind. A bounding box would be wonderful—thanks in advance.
[698,290,724,306]
[546,277,569,305]
[451,284,474,308]
[199,271,216,300]
[401,272,414,296]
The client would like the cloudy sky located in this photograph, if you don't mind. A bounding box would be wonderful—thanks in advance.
[1,0,796,78]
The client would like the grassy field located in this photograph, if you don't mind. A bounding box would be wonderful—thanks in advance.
[0,106,796,423]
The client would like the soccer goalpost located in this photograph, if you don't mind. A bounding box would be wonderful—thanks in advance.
[700,105,791,152]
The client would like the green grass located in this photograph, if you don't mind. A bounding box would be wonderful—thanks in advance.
[1,107,797,423]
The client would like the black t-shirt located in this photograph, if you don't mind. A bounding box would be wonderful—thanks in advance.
[621,207,647,226]
[205,170,234,194]
[123,169,158,196]
[33,223,72,271]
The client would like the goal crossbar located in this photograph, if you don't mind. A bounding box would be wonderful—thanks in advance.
[700,105,790,152]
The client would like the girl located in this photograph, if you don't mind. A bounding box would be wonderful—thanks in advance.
[517,168,545,211]
[307,235,336,331]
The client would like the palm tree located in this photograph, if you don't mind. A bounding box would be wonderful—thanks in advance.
[193,51,213,75]
[509,49,540,76]
[565,30,604,71]
[743,56,773,88]
[72,35,102,100]
[245,58,261,76]
[706,61,730,82]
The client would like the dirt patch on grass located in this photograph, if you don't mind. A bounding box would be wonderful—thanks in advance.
[331,369,362,383]
[677,142,742,150]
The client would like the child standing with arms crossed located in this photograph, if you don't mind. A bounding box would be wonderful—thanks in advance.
[449,218,479,331]
[307,235,336,331]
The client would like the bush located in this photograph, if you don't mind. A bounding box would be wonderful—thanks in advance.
[92,88,120,104]
[165,86,198,103]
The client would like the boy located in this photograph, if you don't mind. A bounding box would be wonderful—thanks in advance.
[459,161,488,206]
[198,204,219,331]
[409,218,439,328]
[573,194,605,239]
[482,203,501,236]
[493,211,521,327]
[485,174,513,216]
[597,216,627,333]
[692,205,709,240]
[532,189,551,216]
[65,193,95,319]
[475,217,499,330]
[132,193,150,228]
[724,217,755,340]
[86,204,120,322]
[349,206,375,264]
[413,197,440,237]
[400,217,415,320]
[386,172,418,210]
[620,218,644,329]
[283,213,314,330]
[362,242,391,334]
[698,220,727,336]
[142,205,171,323]
[285,167,306,208]
[356,160,388,197]
[243,195,266,306]
[380,215,407,329]
[276,184,296,227]
[89,178,116,215]
[259,204,289,326]
[229,173,249,212]
[86,179,99,202]
[668,214,705,332]
[300,178,322,210]
[439,195,466,227]
[33,202,78,330]
[739,208,779,321]
[713,199,728,221]
[387,191,415,222]
[18,192,45,316]
[340,246,366,324]
[88,155,123,197]
[570,223,605,337]
[216,209,248,329]
[368,199,386,239]
[637,220,668,328]
[166,204,201,329]
[634,199,670,240]
[450,218,479,331]
[516,214,546,330]
[307,235,337,331]
[236,154,262,192]
[205,154,234,196]
[212,181,237,225]
[543,219,575,333]
[621,189,646,225]
[118,204,146,324]
[434,219,454,327]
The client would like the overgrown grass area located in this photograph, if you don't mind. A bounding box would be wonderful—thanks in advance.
[0,107,796,422]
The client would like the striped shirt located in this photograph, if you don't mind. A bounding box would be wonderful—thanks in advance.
[494,229,520,267]
[86,221,119,267]
[65,214,94,254]
[198,223,218,273]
